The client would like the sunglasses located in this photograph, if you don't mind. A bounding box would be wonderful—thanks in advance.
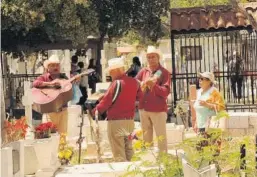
[199,77,209,81]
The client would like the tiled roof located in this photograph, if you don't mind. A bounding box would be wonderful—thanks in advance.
[170,4,257,32]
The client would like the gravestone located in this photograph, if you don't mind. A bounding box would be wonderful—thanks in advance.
[1,147,13,177]
[8,140,25,177]
[182,158,216,177]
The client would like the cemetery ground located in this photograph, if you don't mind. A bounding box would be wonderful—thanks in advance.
[2,104,257,177]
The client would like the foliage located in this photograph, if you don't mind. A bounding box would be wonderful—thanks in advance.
[174,100,189,128]
[89,0,169,44]
[170,0,230,8]
[170,0,252,8]
[214,110,229,121]
[1,0,98,51]
[58,133,74,165]
[2,116,29,145]
[179,129,257,176]
[34,122,57,139]
[122,137,183,177]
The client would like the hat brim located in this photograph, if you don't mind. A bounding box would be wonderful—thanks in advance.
[105,64,125,73]
[146,52,161,58]
[43,60,60,68]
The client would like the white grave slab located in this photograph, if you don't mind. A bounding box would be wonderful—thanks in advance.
[67,105,82,137]
[96,82,111,92]
[182,158,216,177]
[1,147,13,177]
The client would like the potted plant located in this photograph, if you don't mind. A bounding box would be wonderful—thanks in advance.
[2,116,28,145]
[34,122,57,139]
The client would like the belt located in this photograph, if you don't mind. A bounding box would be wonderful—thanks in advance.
[107,117,134,121]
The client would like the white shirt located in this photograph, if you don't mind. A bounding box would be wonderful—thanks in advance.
[80,68,88,87]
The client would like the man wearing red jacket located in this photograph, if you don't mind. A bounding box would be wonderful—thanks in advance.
[93,57,142,162]
[136,46,171,153]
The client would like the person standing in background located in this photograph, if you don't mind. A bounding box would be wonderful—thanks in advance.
[70,55,82,104]
[229,50,244,100]
[126,56,142,78]
[88,58,101,93]
[77,61,88,106]
[71,55,79,76]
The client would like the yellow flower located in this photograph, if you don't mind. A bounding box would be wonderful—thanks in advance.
[135,129,143,138]
[133,140,143,150]
[58,151,65,159]
[64,149,73,159]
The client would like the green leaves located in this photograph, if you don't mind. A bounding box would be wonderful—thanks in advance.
[1,0,98,51]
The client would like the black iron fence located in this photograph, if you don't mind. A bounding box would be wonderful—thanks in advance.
[171,29,257,106]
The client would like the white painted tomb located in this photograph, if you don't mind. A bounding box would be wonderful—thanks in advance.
[182,158,216,177]
[210,112,257,136]
[55,161,147,177]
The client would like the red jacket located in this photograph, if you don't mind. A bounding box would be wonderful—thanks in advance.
[136,65,171,112]
[94,74,142,120]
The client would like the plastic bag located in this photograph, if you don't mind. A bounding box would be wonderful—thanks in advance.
[70,84,82,105]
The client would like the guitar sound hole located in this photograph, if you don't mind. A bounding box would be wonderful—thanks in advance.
[54,85,61,89]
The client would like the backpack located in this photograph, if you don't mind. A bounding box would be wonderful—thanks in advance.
[89,71,100,83]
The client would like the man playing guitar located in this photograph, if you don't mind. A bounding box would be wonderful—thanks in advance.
[33,54,80,134]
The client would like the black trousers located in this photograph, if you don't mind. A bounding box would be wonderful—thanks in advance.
[231,76,243,99]
[77,86,88,105]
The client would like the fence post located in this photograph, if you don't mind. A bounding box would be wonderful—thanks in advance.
[240,144,246,170]
[171,33,177,107]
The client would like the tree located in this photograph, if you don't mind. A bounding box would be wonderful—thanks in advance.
[170,0,250,8]
[1,0,98,52]
[90,0,169,45]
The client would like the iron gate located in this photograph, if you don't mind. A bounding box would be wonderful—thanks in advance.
[171,29,257,106]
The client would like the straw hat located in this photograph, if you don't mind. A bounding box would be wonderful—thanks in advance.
[199,72,216,84]
[146,46,162,59]
[107,57,125,71]
[43,55,60,68]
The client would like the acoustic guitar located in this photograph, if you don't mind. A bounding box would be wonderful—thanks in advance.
[32,69,94,113]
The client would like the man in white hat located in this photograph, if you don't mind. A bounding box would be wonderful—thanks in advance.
[33,54,79,134]
[92,57,142,162]
[136,46,171,153]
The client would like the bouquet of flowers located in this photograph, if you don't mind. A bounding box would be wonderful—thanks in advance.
[3,116,29,144]
[34,122,57,139]
[58,134,74,165]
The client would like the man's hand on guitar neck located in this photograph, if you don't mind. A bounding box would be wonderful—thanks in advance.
[70,74,81,84]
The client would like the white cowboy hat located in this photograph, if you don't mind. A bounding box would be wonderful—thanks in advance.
[146,46,162,59]
[107,57,125,71]
[199,72,216,84]
[43,55,60,68]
